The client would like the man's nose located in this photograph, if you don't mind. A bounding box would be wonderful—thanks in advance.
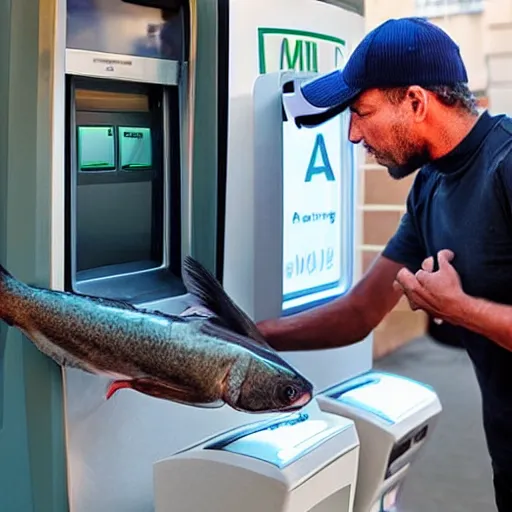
[348,114,363,144]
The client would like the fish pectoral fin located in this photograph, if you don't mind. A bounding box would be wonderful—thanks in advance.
[105,377,225,408]
[106,379,132,399]
[182,256,272,348]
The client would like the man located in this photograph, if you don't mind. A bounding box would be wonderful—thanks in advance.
[256,17,512,511]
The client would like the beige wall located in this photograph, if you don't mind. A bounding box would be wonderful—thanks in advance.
[357,157,427,360]
[364,0,512,114]
[365,0,416,28]
[366,1,488,91]
[430,14,487,92]
[483,0,512,115]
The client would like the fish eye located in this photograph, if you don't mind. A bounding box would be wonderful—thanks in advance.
[282,385,298,402]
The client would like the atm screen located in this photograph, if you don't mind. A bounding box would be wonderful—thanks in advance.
[281,113,351,313]
[77,126,116,171]
[119,127,152,170]
[211,412,344,469]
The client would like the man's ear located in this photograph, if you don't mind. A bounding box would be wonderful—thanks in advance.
[406,86,429,122]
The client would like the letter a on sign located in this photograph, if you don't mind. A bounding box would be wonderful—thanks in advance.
[305,134,335,182]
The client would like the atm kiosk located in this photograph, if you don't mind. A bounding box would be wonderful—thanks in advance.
[67,78,182,300]
[223,0,370,392]
[0,0,211,511]
[241,54,444,512]
[154,401,360,512]
[65,0,186,302]
[275,70,443,512]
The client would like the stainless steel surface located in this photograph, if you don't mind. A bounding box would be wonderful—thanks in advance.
[65,49,181,86]
[60,2,199,511]
[162,88,171,268]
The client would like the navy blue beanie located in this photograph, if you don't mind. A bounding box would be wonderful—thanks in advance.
[301,17,468,111]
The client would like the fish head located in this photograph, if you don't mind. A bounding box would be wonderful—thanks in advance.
[226,355,314,413]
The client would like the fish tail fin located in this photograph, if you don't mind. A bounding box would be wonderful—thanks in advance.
[182,256,270,346]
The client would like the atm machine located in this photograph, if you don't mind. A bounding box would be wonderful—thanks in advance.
[0,1,368,512]
[221,2,443,512]
[222,0,369,393]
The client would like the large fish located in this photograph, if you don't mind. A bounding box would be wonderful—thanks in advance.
[0,256,313,413]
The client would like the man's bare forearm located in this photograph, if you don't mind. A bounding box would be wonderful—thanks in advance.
[257,255,405,352]
[257,296,372,351]
[450,294,512,352]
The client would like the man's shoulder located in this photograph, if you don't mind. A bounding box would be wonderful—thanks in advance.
[482,115,512,201]
[491,134,512,192]
[490,114,512,174]
[462,112,512,184]
[489,112,512,148]
[497,112,512,132]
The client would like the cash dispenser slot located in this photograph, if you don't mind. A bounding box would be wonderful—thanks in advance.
[66,76,184,303]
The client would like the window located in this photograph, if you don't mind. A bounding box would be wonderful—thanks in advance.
[415,0,484,17]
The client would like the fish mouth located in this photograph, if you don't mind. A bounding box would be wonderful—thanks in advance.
[284,391,313,411]
[294,391,313,407]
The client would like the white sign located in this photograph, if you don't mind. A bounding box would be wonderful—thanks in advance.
[260,28,352,311]
[282,113,345,306]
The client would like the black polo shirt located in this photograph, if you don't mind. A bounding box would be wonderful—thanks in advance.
[383,110,512,471]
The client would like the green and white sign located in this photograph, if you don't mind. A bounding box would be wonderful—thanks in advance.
[258,28,346,75]
[257,28,352,310]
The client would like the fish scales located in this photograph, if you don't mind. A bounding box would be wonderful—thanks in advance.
[8,284,242,395]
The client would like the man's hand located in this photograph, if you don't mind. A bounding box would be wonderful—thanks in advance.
[393,249,467,323]
[394,250,512,353]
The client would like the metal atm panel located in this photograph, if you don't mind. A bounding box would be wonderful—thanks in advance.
[65,0,184,84]
[62,2,198,511]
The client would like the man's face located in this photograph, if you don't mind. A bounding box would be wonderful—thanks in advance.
[347,88,430,179]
